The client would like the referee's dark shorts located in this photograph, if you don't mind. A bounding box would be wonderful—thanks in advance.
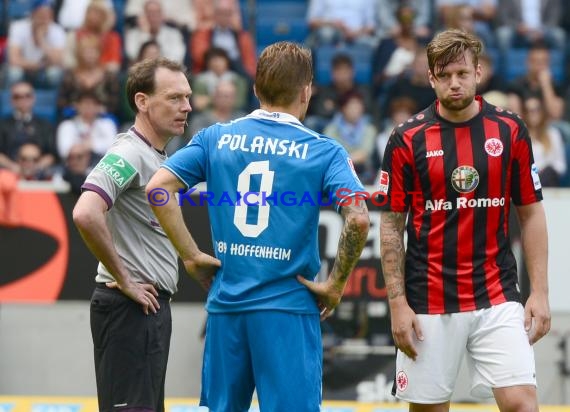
[90,283,172,412]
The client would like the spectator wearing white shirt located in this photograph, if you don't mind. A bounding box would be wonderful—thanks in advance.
[495,0,565,52]
[522,96,567,186]
[306,0,378,47]
[436,0,497,47]
[57,0,114,31]
[124,0,186,64]
[7,0,66,88]
[57,90,117,161]
[375,0,431,41]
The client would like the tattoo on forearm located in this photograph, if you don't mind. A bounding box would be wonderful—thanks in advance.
[333,202,369,285]
[386,282,406,300]
[380,211,407,300]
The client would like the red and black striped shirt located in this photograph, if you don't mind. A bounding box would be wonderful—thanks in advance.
[379,96,543,314]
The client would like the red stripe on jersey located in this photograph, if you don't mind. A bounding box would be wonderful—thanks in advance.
[424,125,445,313]
[454,126,476,311]
[482,118,507,305]
[389,146,411,213]
[411,171,425,240]
[501,116,541,205]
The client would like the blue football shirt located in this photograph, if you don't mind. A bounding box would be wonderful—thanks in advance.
[163,109,364,313]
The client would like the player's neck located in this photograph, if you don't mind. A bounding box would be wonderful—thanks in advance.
[259,104,302,121]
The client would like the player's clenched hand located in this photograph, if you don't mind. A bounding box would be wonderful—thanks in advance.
[297,275,343,321]
[524,291,551,345]
[183,252,221,292]
[390,300,423,361]
[107,279,160,315]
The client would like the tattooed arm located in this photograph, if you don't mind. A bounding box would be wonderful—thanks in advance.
[380,211,423,360]
[298,201,370,320]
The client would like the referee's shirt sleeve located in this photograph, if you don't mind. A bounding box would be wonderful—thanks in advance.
[162,131,207,189]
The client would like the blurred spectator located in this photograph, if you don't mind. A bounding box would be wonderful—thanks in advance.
[0,168,20,226]
[506,43,564,120]
[477,53,506,95]
[496,0,565,52]
[372,5,423,102]
[483,90,510,108]
[136,39,161,61]
[125,0,186,64]
[436,0,497,47]
[376,0,431,41]
[57,0,114,31]
[191,47,249,112]
[190,0,256,78]
[117,40,161,127]
[58,34,121,118]
[306,53,372,133]
[306,0,377,47]
[61,142,93,195]
[16,141,52,180]
[380,48,436,121]
[323,91,377,184]
[125,0,197,32]
[193,0,242,30]
[189,79,247,137]
[522,96,567,186]
[0,81,57,174]
[56,90,117,161]
[7,0,66,88]
[63,0,122,73]
[372,96,417,172]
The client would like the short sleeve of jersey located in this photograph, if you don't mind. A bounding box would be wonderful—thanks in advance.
[82,144,139,209]
[323,144,365,212]
[376,130,414,212]
[511,120,543,205]
[162,130,207,189]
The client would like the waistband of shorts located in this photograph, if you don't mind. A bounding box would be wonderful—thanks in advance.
[95,283,172,300]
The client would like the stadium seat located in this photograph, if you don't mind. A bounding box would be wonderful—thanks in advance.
[502,48,565,85]
[0,89,58,123]
[8,0,34,20]
[256,18,309,48]
[314,45,374,85]
[257,2,307,18]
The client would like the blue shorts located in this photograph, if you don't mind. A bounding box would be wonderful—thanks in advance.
[200,311,322,412]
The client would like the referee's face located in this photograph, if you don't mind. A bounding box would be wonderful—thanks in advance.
[147,68,192,140]
[428,51,481,112]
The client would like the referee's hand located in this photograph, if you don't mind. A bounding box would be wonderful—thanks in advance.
[107,280,160,315]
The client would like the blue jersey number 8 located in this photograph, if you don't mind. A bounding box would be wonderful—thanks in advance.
[234,160,275,237]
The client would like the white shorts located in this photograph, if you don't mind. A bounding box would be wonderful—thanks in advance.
[393,301,536,404]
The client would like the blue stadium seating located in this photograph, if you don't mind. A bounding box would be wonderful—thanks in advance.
[0,89,58,123]
[8,0,34,20]
[502,48,565,85]
[256,18,309,48]
[314,45,374,85]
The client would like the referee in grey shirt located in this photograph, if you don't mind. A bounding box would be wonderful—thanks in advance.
[73,57,220,412]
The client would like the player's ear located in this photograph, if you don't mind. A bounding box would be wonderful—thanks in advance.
[300,84,311,104]
[428,70,436,88]
[134,92,148,112]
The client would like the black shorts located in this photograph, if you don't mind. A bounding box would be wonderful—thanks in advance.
[90,284,172,412]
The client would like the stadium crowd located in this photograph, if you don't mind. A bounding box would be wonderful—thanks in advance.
[1,0,570,212]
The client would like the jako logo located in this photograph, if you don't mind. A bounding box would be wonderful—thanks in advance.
[426,149,444,158]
